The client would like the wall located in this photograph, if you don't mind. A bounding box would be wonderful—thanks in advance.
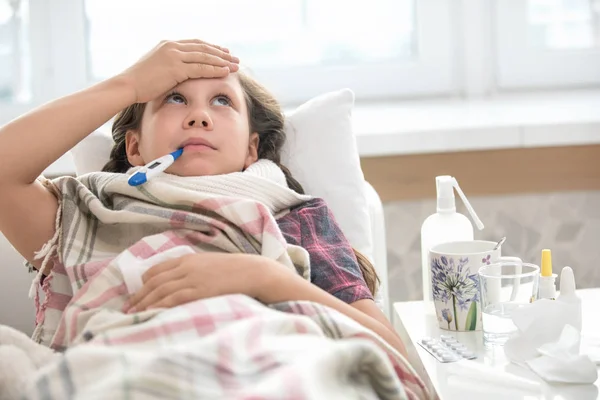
[384,190,600,305]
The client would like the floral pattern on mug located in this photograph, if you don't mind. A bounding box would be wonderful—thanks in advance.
[482,254,491,265]
[431,256,480,331]
[441,308,453,330]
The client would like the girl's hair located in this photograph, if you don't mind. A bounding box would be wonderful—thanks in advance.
[102,72,380,296]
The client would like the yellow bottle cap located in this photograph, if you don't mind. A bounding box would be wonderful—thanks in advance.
[541,249,553,277]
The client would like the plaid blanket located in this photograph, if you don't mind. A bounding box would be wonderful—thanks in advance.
[18,160,429,399]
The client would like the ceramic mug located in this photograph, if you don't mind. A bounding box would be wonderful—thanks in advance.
[428,240,522,332]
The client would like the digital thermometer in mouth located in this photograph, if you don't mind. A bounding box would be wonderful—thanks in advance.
[128,148,184,187]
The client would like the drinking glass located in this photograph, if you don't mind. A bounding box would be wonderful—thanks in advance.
[478,261,539,345]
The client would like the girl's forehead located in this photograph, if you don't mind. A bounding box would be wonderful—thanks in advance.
[176,74,243,94]
[145,74,247,115]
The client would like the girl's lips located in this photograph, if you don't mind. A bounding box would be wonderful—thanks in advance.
[180,137,216,152]
[183,144,215,152]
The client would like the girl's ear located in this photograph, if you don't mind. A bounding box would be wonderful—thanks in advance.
[125,130,145,167]
[244,132,260,169]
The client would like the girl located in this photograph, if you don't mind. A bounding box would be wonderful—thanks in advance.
[0,39,406,357]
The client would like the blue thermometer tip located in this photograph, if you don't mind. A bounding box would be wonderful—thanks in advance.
[127,148,183,187]
[128,172,147,186]
[171,148,184,159]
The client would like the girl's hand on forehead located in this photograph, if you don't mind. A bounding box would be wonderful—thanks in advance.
[118,39,240,104]
[122,252,274,313]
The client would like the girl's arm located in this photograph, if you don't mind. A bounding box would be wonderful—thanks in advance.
[0,77,135,188]
[126,253,407,357]
[0,77,136,269]
[259,260,408,357]
[0,40,238,268]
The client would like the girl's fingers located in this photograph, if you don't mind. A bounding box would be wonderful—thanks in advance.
[179,51,232,68]
[125,259,188,311]
[185,64,231,79]
[175,43,238,63]
[141,257,181,283]
[126,278,188,313]
[177,38,230,53]
[147,288,197,310]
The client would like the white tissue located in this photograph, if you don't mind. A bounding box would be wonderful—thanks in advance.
[582,335,600,365]
[505,299,572,364]
[526,325,598,384]
[117,246,196,294]
[504,299,598,384]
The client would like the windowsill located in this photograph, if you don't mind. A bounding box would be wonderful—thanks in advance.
[353,88,600,157]
[43,88,600,176]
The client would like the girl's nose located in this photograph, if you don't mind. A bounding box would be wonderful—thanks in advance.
[188,120,209,128]
[184,110,213,130]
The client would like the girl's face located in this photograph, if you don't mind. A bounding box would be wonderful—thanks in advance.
[125,73,259,177]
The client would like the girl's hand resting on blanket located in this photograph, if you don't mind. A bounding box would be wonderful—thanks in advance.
[119,39,240,103]
[123,253,270,313]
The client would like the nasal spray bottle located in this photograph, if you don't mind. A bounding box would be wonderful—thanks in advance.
[421,176,484,301]
[539,249,557,300]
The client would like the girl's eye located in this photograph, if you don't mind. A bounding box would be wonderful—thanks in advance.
[165,93,186,104]
[211,94,232,107]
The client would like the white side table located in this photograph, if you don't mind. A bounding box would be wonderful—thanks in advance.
[393,288,600,400]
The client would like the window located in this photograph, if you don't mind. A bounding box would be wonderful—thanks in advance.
[0,0,29,103]
[84,0,456,103]
[529,0,600,49]
[87,0,415,77]
[495,0,600,89]
[1,0,599,124]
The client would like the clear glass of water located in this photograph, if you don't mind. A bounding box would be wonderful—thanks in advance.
[478,261,539,346]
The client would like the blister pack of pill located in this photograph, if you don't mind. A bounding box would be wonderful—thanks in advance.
[417,335,477,363]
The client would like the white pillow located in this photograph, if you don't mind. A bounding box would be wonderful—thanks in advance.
[281,89,373,260]
[70,89,373,261]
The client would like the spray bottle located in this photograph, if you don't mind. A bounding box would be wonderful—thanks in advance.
[421,176,484,302]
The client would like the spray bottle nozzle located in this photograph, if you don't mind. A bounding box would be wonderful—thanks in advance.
[436,175,484,231]
[452,177,484,230]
